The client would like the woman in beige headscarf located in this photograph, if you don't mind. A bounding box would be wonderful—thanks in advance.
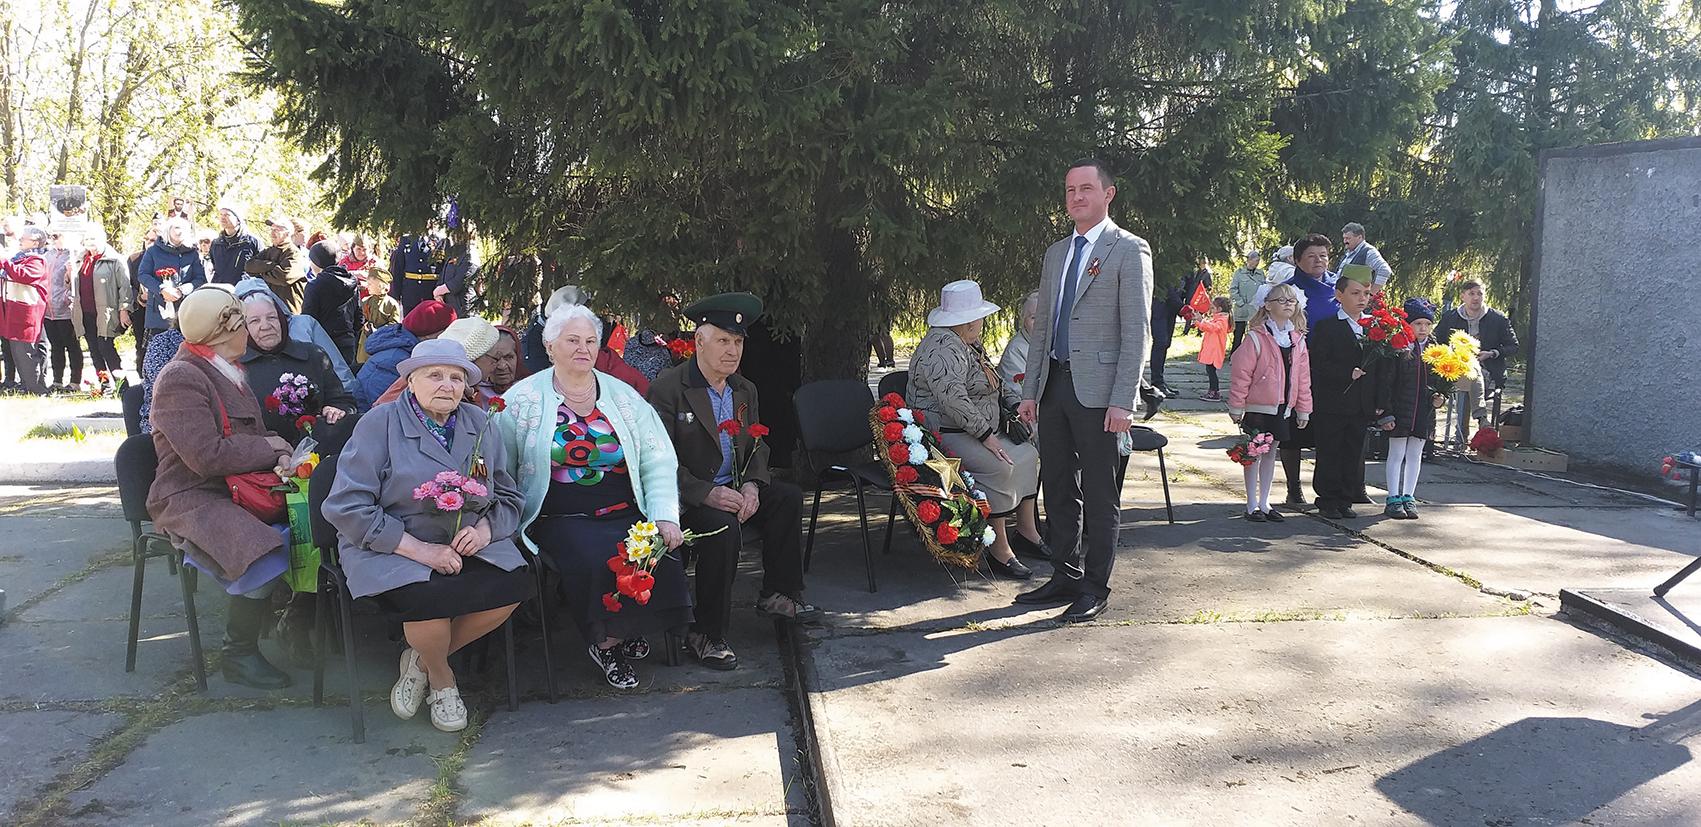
[147,286,298,690]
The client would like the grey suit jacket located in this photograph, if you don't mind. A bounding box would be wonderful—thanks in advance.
[323,398,526,599]
[1020,220,1155,411]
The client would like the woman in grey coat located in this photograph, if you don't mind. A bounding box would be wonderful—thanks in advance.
[323,339,534,733]
[908,280,1044,580]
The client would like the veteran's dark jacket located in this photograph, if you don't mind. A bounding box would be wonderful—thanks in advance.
[645,358,772,509]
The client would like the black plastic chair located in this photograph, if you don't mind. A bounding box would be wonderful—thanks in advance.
[1117,425,1176,524]
[793,380,901,592]
[114,434,206,690]
[876,370,909,401]
[307,454,536,743]
[121,383,144,437]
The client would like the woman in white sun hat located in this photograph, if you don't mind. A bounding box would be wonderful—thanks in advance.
[906,280,1045,581]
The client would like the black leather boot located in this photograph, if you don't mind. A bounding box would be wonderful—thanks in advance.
[222,595,293,690]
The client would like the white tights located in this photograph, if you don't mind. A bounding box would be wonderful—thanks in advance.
[1242,451,1278,512]
[1386,437,1427,497]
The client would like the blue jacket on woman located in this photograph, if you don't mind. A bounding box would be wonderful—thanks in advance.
[136,238,206,330]
[493,367,681,554]
[353,323,419,410]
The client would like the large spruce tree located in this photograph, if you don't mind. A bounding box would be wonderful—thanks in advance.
[236,0,1440,379]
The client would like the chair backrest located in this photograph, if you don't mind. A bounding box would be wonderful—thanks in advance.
[307,453,341,550]
[309,411,361,457]
[121,383,144,437]
[114,434,158,524]
[876,370,909,401]
[793,380,878,455]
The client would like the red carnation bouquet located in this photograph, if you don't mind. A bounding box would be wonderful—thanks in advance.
[1358,294,1415,361]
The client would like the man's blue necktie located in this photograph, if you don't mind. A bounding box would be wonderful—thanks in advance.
[1052,234,1089,363]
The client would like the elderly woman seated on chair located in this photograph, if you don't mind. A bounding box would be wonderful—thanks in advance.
[146,287,297,691]
[493,302,692,691]
[322,339,534,732]
[906,280,1046,580]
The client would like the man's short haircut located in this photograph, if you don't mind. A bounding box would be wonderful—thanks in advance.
[1459,279,1483,292]
[1067,158,1114,189]
[1342,222,1366,237]
[1292,233,1331,261]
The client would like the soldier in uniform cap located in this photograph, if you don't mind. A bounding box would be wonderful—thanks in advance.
[390,230,445,314]
[646,292,821,671]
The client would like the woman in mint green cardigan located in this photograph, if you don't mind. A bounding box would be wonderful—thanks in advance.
[494,305,689,689]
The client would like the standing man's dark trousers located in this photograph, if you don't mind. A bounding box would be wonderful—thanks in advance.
[1311,412,1370,512]
[1149,311,1176,388]
[1038,361,1121,599]
[680,480,807,639]
[1232,321,1247,355]
[5,336,48,394]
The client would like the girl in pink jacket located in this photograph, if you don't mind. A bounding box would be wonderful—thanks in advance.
[1227,283,1314,521]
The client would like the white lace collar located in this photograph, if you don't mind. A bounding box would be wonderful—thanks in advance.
[1264,319,1296,347]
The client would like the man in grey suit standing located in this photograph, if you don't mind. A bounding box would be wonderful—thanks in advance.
[1016,158,1154,622]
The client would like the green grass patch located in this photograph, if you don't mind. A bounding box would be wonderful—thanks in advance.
[24,422,91,442]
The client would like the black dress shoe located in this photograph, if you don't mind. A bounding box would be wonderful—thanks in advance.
[1336,505,1359,519]
[1014,578,1077,605]
[1317,505,1343,519]
[1245,509,1267,522]
[1057,594,1107,623]
[1263,509,1285,523]
[1139,383,1166,421]
[986,553,1033,580]
[1008,532,1051,561]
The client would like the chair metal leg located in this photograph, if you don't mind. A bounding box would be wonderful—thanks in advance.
[1156,448,1175,524]
[881,493,899,555]
[179,561,207,692]
[503,618,519,712]
[532,566,558,703]
[126,531,146,673]
[336,579,364,744]
[804,485,825,571]
[166,551,178,576]
[852,483,877,593]
[312,570,328,706]
[664,629,682,667]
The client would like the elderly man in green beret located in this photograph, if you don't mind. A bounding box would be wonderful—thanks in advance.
[646,293,821,671]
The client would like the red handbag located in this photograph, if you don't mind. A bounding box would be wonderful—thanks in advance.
[214,395,288,523]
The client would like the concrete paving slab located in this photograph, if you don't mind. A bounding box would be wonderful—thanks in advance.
[0,484,123,518]
[1351,504,1700,596]
[1562,585,1701,665]
[63,708,442,826]
[459,685,807,825]
[0,617,194,701]
[16,560,194,624]
[0,710,123,819]
[0,517,130,614]
[803,495,1505,632]
[806,615,1701,826]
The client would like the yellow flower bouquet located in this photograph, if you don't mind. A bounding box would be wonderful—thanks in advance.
[1422,331,1482,396]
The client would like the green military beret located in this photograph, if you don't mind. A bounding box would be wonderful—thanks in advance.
[683,292,763,336]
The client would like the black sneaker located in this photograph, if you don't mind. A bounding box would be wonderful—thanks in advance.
[619,637,651,660]
[588,644,639,689]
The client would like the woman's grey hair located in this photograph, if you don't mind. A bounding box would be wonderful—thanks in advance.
[1021,290,1041,319]
[542,302,603,350]
[162,215,193,245]
[240,293,277,310]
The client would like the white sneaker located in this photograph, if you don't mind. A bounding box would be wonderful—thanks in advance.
[390,648,428,720]
[428,686,468,732]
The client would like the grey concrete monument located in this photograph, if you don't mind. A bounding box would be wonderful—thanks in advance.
[1530,136,1701,474]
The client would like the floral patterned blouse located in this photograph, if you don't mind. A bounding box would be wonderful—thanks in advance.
[541,403,634,517]
[906,327,1018,441]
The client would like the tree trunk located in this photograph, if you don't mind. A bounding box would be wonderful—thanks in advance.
[0,20,18,207]
[803,166,873,384]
